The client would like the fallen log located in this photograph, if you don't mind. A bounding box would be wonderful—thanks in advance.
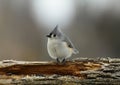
[0,57,120,85]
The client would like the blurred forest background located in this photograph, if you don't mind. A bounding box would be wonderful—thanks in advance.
[0,0,120,61]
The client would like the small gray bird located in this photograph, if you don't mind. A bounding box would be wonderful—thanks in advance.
[46,25,79,63]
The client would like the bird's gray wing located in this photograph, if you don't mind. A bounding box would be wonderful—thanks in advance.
[62,35,74,48]
[62,35,79,54]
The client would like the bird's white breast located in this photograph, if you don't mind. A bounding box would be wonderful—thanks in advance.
[47,38,73,59]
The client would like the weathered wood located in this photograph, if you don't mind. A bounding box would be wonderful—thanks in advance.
[0,57,120,85]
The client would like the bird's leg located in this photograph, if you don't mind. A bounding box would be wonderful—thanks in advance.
[56,58,66,64]
[56,58,60,63]
[61,58,66,64]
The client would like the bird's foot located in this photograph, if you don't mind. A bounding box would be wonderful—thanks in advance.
[56,58,60,64]
[56,58,66,65]
[61,58,66,64]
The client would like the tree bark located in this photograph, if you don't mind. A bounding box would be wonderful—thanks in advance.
[0,57,120,85]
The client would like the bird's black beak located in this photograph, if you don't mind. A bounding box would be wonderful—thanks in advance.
[46,34,51,38]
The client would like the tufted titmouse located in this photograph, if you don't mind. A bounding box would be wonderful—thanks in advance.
[46,25,79,63]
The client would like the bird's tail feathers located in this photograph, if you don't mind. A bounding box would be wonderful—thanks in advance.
[73,49,79,54]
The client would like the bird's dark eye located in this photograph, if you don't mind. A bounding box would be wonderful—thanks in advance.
[50,33,52,36]
[53,34,56,37]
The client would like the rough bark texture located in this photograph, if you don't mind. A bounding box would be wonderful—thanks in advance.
[0,57,120,85]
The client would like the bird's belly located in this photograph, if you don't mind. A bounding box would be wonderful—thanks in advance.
[47,42,72,59]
